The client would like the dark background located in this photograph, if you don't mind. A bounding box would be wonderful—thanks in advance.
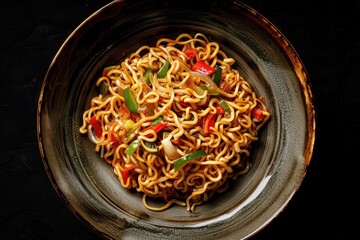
[1,0,359,239]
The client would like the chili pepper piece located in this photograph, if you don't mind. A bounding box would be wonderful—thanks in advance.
[174,150,206,171]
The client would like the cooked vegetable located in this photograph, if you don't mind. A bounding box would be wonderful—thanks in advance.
[161,137,181,160]
[151,116,163,125]
[142,120,168,137]
[122,165,136,182]
[184,48,197,58]
[144,68,153,84]
[212,65,222,85]
[124,139,141,155]
[203,113,216,134]
[252,107,265,121]
[174,150,207,171]
[157,58,170,78]
[218,99,231,114]
[251,99,268,121]
[89,116,102,138]
[97,82,108,95]
[190,71,220,95]
[123,87,139,113]
[215,105,225,115]
[191,60,216,76]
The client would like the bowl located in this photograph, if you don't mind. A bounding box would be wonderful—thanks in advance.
[37,0,316,239]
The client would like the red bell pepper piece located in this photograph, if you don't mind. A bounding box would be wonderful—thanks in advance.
[176,93,189,107]
[122,165,136,182]
[110,136,119,148]
[251,99,268,121]
[251,107,265,121]
[215,105,225,115]
[191,60,216,76]
[90,116,102,138]
[203,113,216,134]
[202,106,226,134]
[142,121,168,137]
[184,48,197,58]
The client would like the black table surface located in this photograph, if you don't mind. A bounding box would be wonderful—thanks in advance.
[1,0,359,239]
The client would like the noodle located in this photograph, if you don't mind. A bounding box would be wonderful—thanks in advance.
[79,33,270,212]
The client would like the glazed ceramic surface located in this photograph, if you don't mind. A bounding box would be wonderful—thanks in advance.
[37,0,316,239]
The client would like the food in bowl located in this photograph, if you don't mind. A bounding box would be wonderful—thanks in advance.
[79,32,270,212]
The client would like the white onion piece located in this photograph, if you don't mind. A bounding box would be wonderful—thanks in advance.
[189,71,219,95]
[161,137,181,160]
[87,125,100,144]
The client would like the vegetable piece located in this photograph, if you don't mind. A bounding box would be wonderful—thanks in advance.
[174,150,206,171]
[89,116,102,138]
[203,113,216,134]
[215,105,225,115]
[184,48,197,58]
[144,141,160,156]
[161,137,181,160]
[102,65,117,76]
[151,116,163,125]
[118,105,131,121]
[251,99,268,121]
[124,119,135,132]
[142,121,168,137]
[162,131,170,139]
[190,71,219,95]
[251,107,265,121]
[110,136,119,148]
[176,93,190,107]
[191,60,216,76]
[218,99,231,114]
[144,68,153,84]
[157,58,170,78]
[123,87,139,113]
[122,165,136,182]
[124,139,141,155]
[190,83,206,95]
[97,82,108,95]
[212,65,222,85]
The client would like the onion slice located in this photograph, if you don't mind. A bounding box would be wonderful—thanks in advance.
[161,137,181,160]
[189,71,220,95]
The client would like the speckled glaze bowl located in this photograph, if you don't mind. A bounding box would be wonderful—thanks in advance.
[37,0,316,239]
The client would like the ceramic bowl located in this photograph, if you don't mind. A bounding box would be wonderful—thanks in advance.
[37,0,316,239]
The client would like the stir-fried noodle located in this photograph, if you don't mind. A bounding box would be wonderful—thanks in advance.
[79,33,270,212]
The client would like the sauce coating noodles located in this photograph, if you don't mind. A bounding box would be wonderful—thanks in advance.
[79,33,270,212]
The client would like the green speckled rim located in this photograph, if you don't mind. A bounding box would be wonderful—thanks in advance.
[37,0,316,239]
